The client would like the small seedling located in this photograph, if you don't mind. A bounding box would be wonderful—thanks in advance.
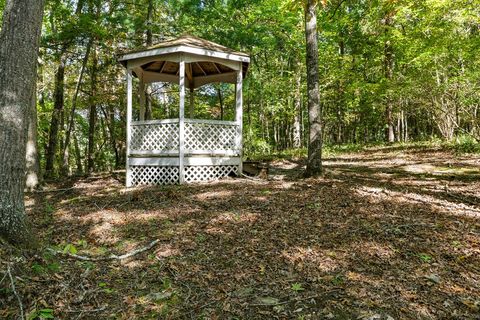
[419,253,432,263]
[63,243,78,255]
[291,283,304,292]
[332,274,345,285]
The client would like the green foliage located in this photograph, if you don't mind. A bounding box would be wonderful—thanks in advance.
[36,0,480,176]
[419,253,433,263]
[291,282,304,292]
[63,243,77,255]
[28,308,54,320]
[449,135,480,154]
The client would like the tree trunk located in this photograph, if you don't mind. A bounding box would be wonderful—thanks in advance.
[62,37,92,174]
[25,82,41,191]
[0,0,45,245]
[144,0,154,120]
[304,0,323,177]
[293,73,302,148]
[217,85,224,120]
[87,44,98,173]
[73,132,83,174]
[384,15,395,143]
[45,53,66,178]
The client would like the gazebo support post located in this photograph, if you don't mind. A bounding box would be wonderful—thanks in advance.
[126,68,133,187]
[139,75,146,121]
[178,58,186,184]
[235,65,243,174]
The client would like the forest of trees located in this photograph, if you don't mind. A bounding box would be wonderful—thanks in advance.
[0,0,477,182]
[1,1,480,318]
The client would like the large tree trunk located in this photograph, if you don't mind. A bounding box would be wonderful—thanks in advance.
[45,53,66,178]
[304,0,323,177]
[25,82,41,191]
[0,0,45,245]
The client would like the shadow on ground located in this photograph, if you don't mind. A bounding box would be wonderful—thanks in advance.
[1,148,479,319]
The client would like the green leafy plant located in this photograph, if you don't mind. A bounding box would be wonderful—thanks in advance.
[332,274,345,286]
[291,282,304,292]
[63,243,77,255]
[28,308,54,320]
[98,282,114,294]
[419,253,433,263]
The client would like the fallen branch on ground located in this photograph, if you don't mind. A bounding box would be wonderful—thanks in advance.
[65,306,106,313]
[241,173,264,181]
[48,239,160,261]
[7,265,24,320]
[250,289,342,307]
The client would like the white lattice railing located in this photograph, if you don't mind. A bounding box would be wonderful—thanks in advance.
[130,119,240,155]
[128,118,241,186]
[184,119,239,153]
[131,119,179,152]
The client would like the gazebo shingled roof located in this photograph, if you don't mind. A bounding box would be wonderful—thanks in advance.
[118,35,249,88]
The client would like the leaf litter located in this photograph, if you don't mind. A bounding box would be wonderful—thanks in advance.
[1,146,479,319]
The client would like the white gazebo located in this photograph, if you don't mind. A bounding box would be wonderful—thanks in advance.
[118,35,250,186]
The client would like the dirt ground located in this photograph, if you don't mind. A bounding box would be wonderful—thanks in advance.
[1,145,479,319]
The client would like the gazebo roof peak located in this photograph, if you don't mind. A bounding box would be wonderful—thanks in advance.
[144,34,249,57]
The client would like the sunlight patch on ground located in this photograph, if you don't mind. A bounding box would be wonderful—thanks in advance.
[206,212,259,235]
[155,243,181,258]
[194,190,234,201]
[89,221,119,243]
[355,186,480,219]
[282,246,341,273]
[353,241,396,260]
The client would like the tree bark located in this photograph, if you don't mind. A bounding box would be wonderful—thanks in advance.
[384,15,395,143]
[87,44,98,173]
[217,85,224,120]
[62,37,92,174]
[0,0,45,245]
[293,72,302,148]
[45,53,66,178]
[25,82,41,191]
[304,0,323,177]
[144,0,154,120]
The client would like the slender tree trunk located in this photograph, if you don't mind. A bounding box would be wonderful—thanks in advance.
[0,0,45,245]
[25,82,41,191]
[304,0,323,177]
[45,53,66,178]
[73,132,83,174]
[144,0,154,120]
[62,37,92,174]
[293,73,302,148]
[217,85,224,120]
[101,105,120,169]
[384,15,395,143]
[87,44,98,173]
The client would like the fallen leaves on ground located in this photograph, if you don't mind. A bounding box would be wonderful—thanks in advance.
[1,145,479,319]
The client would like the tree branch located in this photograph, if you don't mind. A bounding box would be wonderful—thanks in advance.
[49,239,160,261]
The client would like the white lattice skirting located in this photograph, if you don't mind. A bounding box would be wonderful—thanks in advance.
[130,165,238,186]
[131,166,180,185]
[184,165,238,183]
